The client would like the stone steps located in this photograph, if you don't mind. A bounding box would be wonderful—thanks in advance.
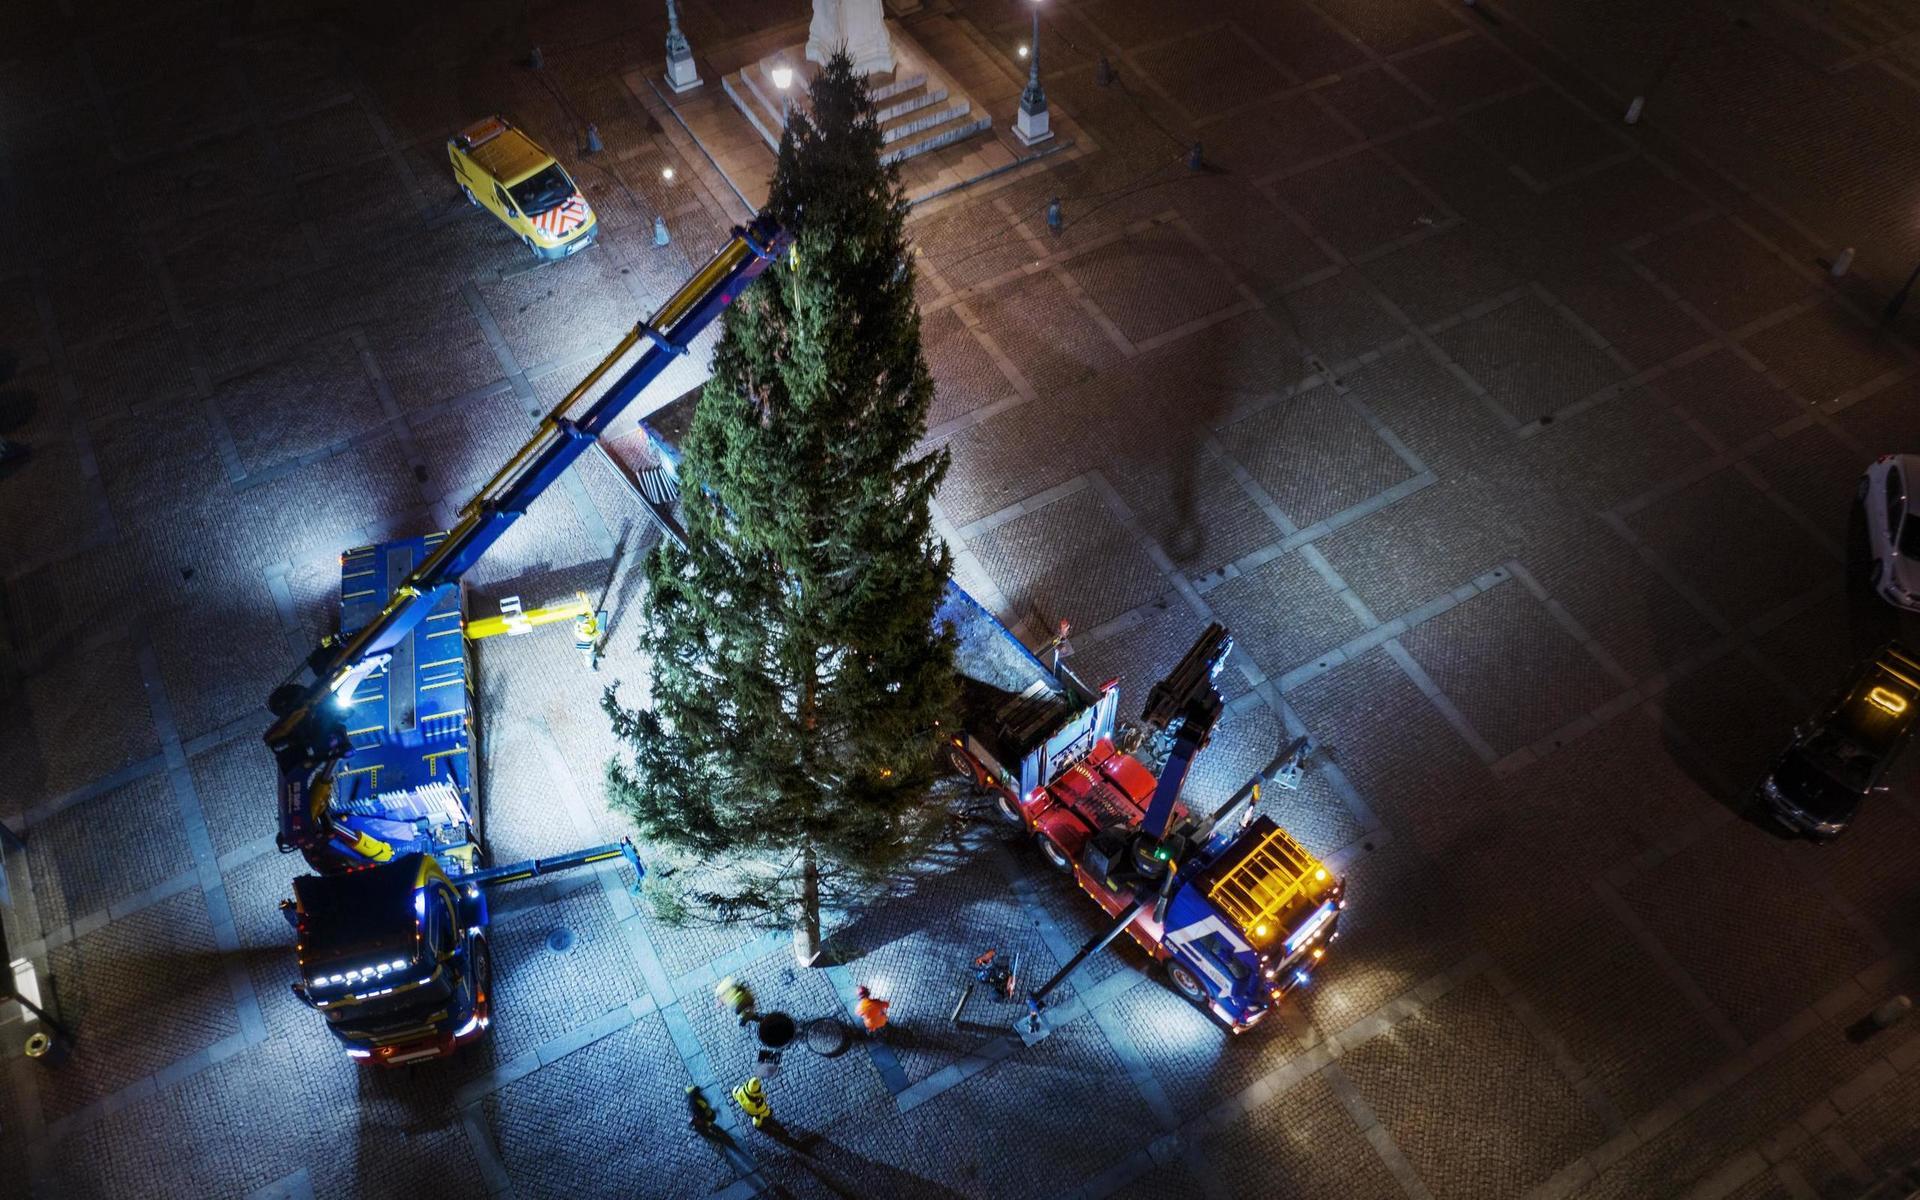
[882,108,993,164]
[723,27,995,165]
[874,80,948,125]
[878,88,974,146]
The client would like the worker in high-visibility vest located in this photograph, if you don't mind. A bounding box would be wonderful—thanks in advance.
[715,975,756,1026]
[574,609,601,671]
[686,1085,717,1135]
[855,985,890,1036]
[731,1076,772,1128]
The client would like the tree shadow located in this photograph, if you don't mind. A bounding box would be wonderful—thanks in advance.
[766,1129,977,1200]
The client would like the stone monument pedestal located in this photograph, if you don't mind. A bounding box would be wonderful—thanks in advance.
[721,22,992,165]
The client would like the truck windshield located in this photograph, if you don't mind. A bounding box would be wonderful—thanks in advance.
[1774,747,1865,820]
[1798,727,1880,787]
[332,974,454,1031]
[509,165,575,216]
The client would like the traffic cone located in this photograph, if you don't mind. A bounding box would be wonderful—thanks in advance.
[654,215,671,246]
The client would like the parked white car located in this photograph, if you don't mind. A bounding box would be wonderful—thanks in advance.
[1861,454,1920,612]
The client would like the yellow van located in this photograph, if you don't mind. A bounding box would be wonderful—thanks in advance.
[448,116,597,260]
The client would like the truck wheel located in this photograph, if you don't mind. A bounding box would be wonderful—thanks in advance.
[461,184,479,208]
[945,743,978,784]
[1164,959,1208,1005]
[993,789,1025,827]
[1036,832,1072,872]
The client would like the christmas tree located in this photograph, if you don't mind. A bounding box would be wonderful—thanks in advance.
[605,52,957,965]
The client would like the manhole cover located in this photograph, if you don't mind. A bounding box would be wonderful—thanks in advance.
[546,927,576,954]
[805,1017,849,1056]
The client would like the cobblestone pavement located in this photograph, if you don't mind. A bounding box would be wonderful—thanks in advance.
[3,0,1920,1198]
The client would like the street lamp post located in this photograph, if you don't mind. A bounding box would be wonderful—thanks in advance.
[1013,0,1052,146]
[770,63,794,128]
[663,0,701,93]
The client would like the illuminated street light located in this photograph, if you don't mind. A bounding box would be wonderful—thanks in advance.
[770,62,794,126]
[1013,0,1052,146]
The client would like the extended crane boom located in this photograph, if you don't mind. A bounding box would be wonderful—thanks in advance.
[267,213,790,863]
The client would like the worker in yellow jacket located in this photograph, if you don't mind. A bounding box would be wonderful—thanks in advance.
[731,1076,772,1128]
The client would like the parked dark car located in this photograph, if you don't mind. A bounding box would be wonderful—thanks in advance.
[1757,643,1920,839]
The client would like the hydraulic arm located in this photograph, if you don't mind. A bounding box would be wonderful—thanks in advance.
[1136,623,1233,841]
[268,214,790,864]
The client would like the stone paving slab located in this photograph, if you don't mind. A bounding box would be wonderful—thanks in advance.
[969,485,1166,630]
[1207,1069,1405,1200]
[1202,550,1370,683]
[1343,976,1610,1200]
[481,1013,731,1200]
[34,888,240,1125]
[1622,825,1884,1046]
[1268,269,1411,366]
[1398,581,1623,759]
[1217,386,1417,529]
[1630,217,1821,337]
[1273,150,1444,262]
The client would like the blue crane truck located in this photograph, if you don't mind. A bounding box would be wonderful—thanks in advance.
[627,396,1345,1033]
[267,215,791,1064]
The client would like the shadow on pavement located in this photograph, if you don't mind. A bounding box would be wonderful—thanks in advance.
[764,1127,976,1200]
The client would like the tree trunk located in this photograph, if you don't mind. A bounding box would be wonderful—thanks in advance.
[793,840,823,967]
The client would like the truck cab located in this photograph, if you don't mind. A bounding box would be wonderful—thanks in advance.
[1759,642,1920,839]
[448,116,597,261]
[1011,737,1342,1030]
[287,853,491,1065]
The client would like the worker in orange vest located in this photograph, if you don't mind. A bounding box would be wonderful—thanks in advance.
[854,985,890,1036]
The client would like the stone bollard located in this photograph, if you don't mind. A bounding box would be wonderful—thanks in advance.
[584,123,604,154]
[1095,55,1114,87]
[1624,96,1644,125]
[529,45,544,70]
[1046,197,1062,237]
[1187,142,1204,171]
[1829,247,1855,277]
[1871,995,1913,1029]
[654,215,671,246]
